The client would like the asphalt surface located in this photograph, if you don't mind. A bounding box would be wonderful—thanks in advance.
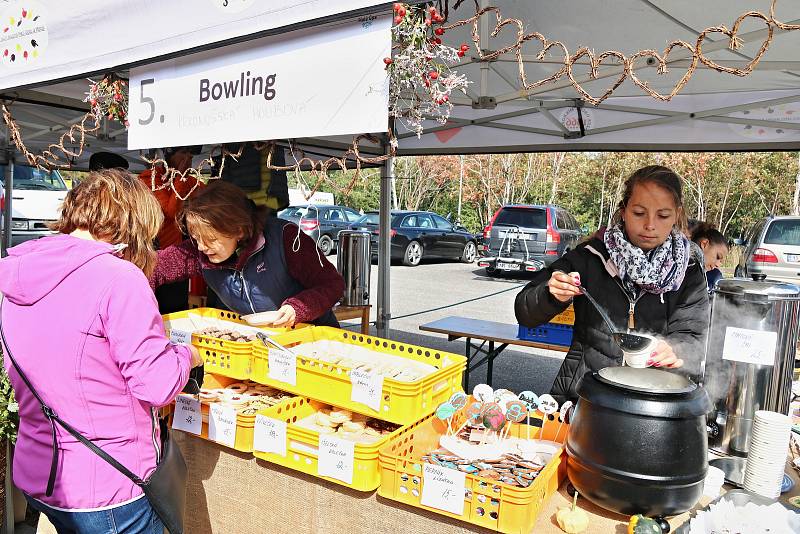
[330,254,566,395]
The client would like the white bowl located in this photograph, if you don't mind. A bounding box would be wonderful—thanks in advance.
[240,311,282,326]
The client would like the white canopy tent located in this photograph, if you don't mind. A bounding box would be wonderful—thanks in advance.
[2,0,800,342]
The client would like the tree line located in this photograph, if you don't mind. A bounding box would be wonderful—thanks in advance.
[325,151,800,240]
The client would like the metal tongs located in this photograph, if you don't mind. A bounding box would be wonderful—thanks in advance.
[255,331,298,356]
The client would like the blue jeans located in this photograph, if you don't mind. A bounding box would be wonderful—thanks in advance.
[26,495,164,534]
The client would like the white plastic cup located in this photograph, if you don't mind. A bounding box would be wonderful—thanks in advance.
[743,410,791,499]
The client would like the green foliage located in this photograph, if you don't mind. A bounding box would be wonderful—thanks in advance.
[292,152,800,239]
[0,360,19,443]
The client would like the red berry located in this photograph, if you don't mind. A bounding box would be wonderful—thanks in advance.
[460,43,470,51]
[441,95,449,103]
[423,79,430,87]
[393,3,403,11]
[457,50,465,57]
[434,27,445,36]
[397,7,406,16]
[383,57,393,65]
[394,15,402,24]
[433,14,443,23]
[429,6,437,14]
[429,71,439,80]
[434,37,442,45]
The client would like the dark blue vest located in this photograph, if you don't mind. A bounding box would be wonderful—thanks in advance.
[202,218,338,327]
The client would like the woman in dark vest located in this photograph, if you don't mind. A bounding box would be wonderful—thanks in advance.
[151,180,344,327]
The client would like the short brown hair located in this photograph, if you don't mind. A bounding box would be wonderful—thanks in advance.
[177,180,263,244]
[51,169,163,277]
[612,165,687,231]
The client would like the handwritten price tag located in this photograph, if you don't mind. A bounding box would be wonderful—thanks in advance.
[350,369,383,411]
[318,436,355,484]
[722,327,778,366]
[208,404,237,448]
[268,349,296,386]
[253,415,287,456]
[169,329,192,345]
[172,395,201,435]
[421,463,466,515]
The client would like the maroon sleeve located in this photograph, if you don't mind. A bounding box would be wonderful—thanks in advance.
[150,239,202,289]
[281,226,345,324]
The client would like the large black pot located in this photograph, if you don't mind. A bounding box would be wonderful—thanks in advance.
[566,367,711,516]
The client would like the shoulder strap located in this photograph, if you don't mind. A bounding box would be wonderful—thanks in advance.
[0,300,144,495]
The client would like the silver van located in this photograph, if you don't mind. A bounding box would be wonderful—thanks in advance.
[734,215,800,283]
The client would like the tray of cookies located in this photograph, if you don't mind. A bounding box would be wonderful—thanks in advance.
[253,397,405,491]
[251,327,466,425]
[163,308,308,380]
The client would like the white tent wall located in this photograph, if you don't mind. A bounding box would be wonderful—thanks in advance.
[2,1,800,338]
[0,0,397,91]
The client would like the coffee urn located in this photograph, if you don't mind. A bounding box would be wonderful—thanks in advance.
[337,230,371,306]
[704,274,800,456]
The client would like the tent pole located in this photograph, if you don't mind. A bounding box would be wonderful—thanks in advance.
[376,134,394,338]
[1,127,12,257]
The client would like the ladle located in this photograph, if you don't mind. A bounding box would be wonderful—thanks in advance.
[577,285,653,352]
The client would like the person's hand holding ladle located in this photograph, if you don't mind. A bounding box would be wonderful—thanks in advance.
[547,271,582,303]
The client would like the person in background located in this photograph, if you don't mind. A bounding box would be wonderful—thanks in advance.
[88,151,129,172]
[691,222,729,291]
[152,180,344,327]
[139,146,202,314]
[515,165,709,403]
[0,169,202,532]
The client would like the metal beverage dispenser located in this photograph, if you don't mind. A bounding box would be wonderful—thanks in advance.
[705,274,800,456]
[337,230,371,306]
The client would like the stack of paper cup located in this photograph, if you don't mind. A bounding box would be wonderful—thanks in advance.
[743,410,792,499]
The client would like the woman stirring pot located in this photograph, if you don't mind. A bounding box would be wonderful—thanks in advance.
[152,180,345,327]
[515,165,710,403]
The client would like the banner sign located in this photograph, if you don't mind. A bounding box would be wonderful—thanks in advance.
[128,15,390,149]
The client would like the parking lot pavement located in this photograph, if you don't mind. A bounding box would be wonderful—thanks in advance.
[330,254,566,394]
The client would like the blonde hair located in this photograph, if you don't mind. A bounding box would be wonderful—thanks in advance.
[51,169,163,277]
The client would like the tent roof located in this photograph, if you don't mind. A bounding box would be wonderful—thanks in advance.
[1,0,800,165]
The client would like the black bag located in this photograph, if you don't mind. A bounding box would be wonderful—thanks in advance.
[0,309,188,534]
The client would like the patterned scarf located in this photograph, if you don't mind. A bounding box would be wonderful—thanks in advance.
[603,223,690,299]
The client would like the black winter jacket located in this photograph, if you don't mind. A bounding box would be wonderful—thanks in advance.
[514,237,709,404]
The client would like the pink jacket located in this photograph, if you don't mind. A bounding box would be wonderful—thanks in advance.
[0,234,192,509]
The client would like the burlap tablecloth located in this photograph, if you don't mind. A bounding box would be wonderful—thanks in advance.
[34,433,799,533]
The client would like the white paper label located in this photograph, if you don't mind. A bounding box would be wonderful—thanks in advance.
[722,327,778,366]
[350,369,383,411]
[169,329,192,345]
[172,395,202,435]
[253,415,287,456]
[268,349,297,386]
[317,436,354,484]
[208,404,237,447]
[421,463,466,515]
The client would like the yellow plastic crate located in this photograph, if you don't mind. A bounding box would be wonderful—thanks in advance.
[251,327,466,424]
[550,305,575,325]
[173,374,296,453]
[162,307,307,380]
[253,398,406,491]
[378,411,569,534]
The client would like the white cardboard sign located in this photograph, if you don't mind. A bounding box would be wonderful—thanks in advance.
[722,327,778,366]
[268,349,297,386]
[169,329,192,345]
[128,15,390,148]
[421,463,466,515]
[208,404,237,447]
[253,415,287,456]
[318,436,355,484]
[350,369,383,411]
[172,395,202,435]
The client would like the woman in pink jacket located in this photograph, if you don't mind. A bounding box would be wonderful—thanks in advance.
[0,169,202,533]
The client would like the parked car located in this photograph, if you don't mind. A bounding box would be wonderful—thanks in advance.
[734,215,800,283]
[350,210,477,266]
[278,204,362,255]
[0,164,67,247]
[477,204,582,276]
